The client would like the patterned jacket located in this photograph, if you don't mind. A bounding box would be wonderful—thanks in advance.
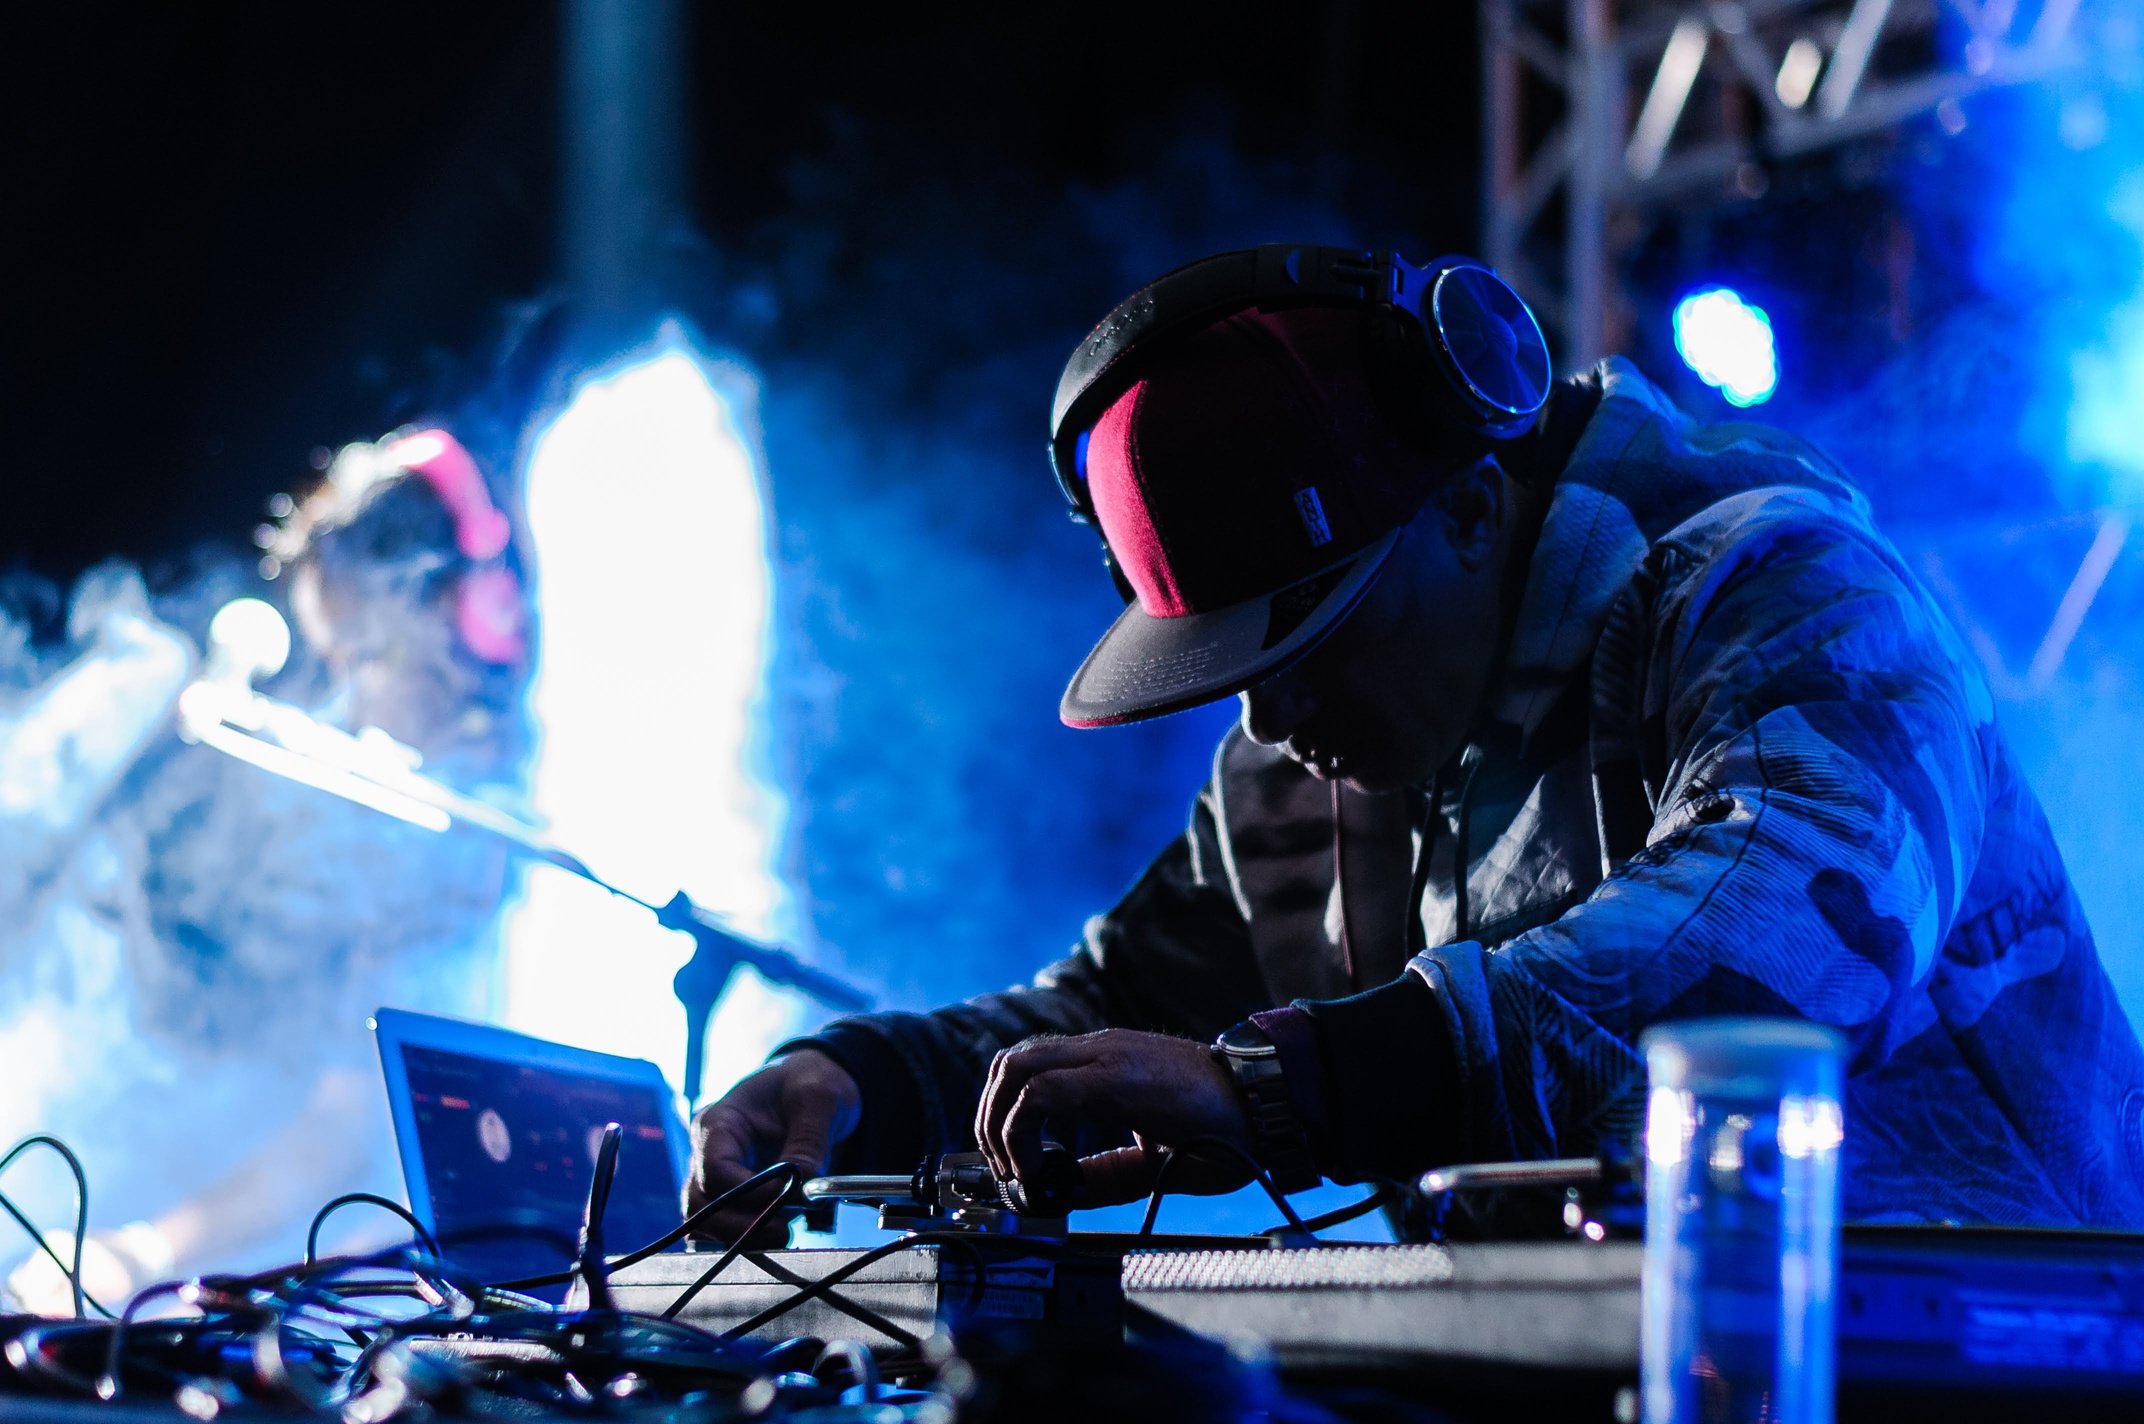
[810,359,2144,1226]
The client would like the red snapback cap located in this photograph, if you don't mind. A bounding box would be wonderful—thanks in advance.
[1060,308,1420,728]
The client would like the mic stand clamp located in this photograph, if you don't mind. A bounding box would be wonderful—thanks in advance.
[661,890,874,1104]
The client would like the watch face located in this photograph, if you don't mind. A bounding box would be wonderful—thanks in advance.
[1217,1022,1278,1058]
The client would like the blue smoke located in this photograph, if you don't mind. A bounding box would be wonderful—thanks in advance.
[1919,43,2144,1017]
[1646,18,2144,1018]
[741,117,1409,1011]
[0,561,507,1276]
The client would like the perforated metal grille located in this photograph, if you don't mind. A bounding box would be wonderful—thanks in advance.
[1123,1245,1457,1292]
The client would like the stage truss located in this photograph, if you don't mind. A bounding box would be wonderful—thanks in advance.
[1480,0,2121,690]
[1482,0,2088,365]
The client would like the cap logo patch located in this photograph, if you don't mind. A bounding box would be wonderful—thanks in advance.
[1294,487,1333,548]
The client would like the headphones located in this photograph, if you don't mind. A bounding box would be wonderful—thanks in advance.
[262,428,528,666]
[1048,244,1554,598]
[377,430,527,666]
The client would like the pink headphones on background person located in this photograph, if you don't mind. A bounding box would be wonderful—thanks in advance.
[376,430,527,666]
[259,427,528,666]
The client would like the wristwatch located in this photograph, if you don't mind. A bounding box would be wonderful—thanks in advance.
[1211,1021,1321,1194]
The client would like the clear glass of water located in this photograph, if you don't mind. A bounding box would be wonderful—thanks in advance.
[1641,1018,1845,1424]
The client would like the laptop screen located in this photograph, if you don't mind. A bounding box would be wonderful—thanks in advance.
[376,1012,689,1293]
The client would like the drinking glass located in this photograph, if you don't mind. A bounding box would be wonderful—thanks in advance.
[1640,1018,1845,1424]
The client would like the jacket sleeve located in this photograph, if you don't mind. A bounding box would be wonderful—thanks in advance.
[1294,499,1994,1178]
[792,775,1270,1171]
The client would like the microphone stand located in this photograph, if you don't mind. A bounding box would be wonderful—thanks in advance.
[656,889,872,1103]
[179,678,874,1103]
[525,842,873,1102]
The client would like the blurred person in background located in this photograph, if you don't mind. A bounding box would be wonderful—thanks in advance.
[0,430,530,1310]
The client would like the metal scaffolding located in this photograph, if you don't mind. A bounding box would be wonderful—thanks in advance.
[1482,0,2089,367]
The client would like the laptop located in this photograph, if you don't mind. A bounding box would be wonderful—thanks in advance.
[371,1008,693,1292]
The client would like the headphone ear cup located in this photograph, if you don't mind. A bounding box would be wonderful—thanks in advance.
[455,564,527,665]
[1420,264,1553,435]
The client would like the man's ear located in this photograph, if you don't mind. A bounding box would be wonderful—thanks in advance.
[1428,456,1506,571]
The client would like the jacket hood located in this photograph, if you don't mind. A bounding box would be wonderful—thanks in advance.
[1488,357,1871,743]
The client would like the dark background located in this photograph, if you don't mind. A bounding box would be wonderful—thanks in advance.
[3,1,1477,581]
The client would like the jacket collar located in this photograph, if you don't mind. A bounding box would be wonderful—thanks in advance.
[1485,357,1867,747]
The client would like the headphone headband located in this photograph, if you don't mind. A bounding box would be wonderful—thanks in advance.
[1049,244,1552,518]
[382,430,513,562]
[264,429,527,666]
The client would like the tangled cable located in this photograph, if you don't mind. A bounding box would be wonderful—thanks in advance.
[0,1134,104,1319]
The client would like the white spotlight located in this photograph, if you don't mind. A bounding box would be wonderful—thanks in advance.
[502,328,796,1100]
[1673,288,1780,407]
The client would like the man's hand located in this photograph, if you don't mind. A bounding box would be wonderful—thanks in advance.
[973,1029,1255,1202]
[686,1049,862,1245]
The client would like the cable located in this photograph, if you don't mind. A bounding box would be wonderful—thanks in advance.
[1452,751,1483,941]
[73,1229,812,1416]
[1185,1136,1312,1235]
[656,1169,797,1322]
[651,1166,949,1349]
[263,1244,477,1329]
[1137,1150,1179,1237]
[1260,1185,1396,1237]
[0,1187,114,1319]
[732,1244,931,1348]
[304,1215,595,1298]
[0,1134,94,1319]
[1134,1136,1312,1238]
[616,1159,799,1268]
[250,1225,582,1325]
[716,1231,996,1343]
[1405,773,1445,957]
[305,1193,440,1265]
[814,1339,878,1402]
[578,1123,623,1312]
[491,1160,801,1292]
[96,1278,193,1401]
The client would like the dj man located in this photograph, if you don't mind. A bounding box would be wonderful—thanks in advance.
[692,246,2144,1233]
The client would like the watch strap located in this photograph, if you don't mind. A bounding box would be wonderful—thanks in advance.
[1214,1023,1321,1193]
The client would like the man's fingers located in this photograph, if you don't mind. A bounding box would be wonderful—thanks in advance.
[1164,1149,1256,1197]
[1074,1145,1162,1207]
[774,1110,836,1180]
[1071,1143,1251,1210]
[686,1156,755,1214]
[686,1158,798,1245]
[975,1037,1091,1179]
[974,1042,1045,1178]
[999,1069,1091,1182]
[686,1107,762,1212]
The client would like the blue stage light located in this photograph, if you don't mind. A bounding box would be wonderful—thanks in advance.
[1673,287,1780,407]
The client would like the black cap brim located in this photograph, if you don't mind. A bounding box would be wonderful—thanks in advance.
[1060,527,1402,729]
